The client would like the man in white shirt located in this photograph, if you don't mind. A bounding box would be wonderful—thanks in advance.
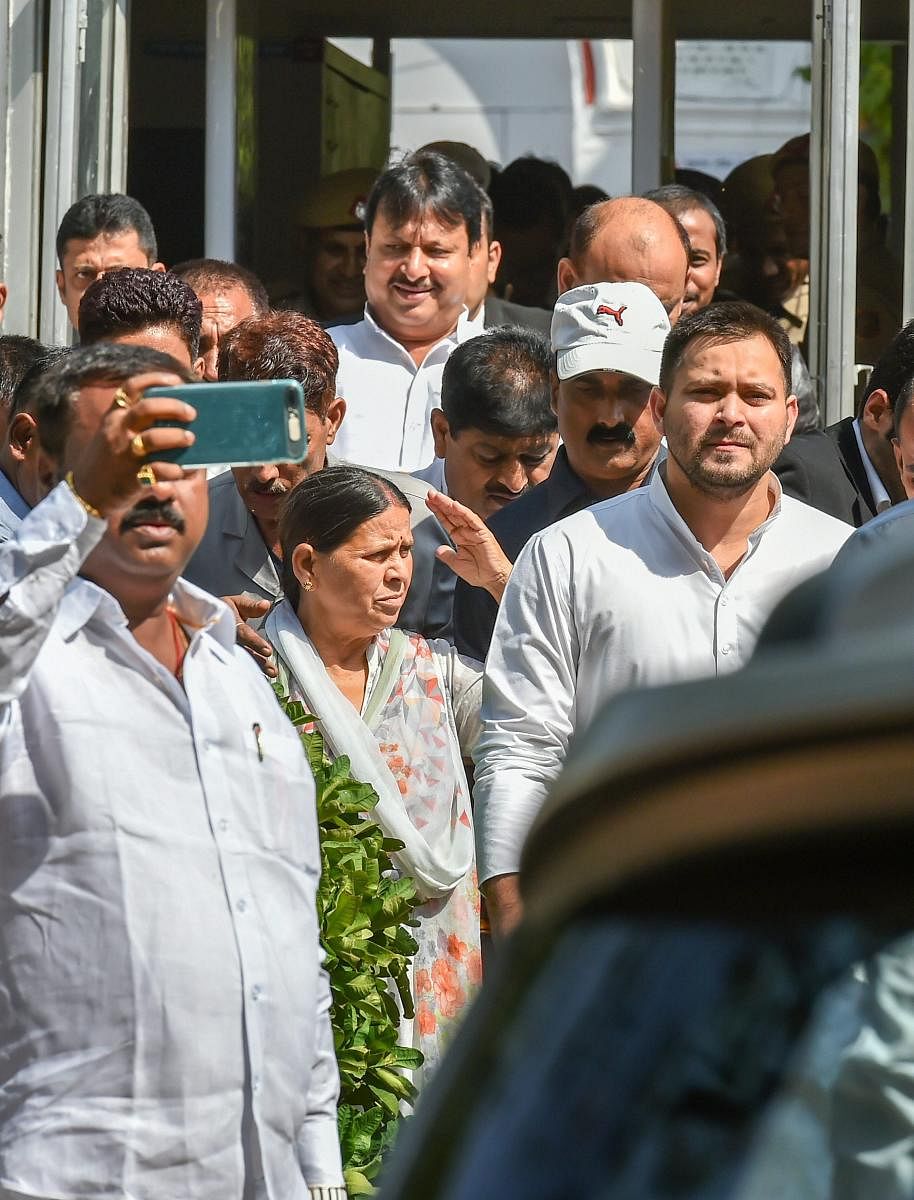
[475,301,853,936]
[329,150,485,472]
[0,343,344,1199]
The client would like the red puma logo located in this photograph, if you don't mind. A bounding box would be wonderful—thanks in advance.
[597,303,627,326]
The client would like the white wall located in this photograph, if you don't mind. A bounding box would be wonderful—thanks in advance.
[388,39,574,170]
[332,36,812,194]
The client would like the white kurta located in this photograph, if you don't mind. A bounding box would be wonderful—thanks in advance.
[0,483,344,1199]
[473,469,853,884]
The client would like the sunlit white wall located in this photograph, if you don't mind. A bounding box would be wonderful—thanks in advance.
[330,37,812,193]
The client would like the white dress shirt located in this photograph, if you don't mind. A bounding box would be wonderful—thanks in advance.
[329,305,484,471]
[852,417,892,513]
[473,469,853,884]
[0,484,344,1199]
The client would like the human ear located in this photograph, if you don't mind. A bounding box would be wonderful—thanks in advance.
[556,257,577,294]
[430,408,450,458]
[783,393,799,444]
[862,387,893,435]
[325,397,346,444]
[487,239,503,286]
[290,542,317,591]
[7,412,37,463]
[650,386,667,433]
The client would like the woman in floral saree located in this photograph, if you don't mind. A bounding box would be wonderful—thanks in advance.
[265,465,497,1083]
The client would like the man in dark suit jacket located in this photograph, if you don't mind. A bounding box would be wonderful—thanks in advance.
[482,293,552,335]
[774,321,914,526]
[465,189,554,335]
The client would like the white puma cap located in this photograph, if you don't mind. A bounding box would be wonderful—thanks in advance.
[551,282,671,386]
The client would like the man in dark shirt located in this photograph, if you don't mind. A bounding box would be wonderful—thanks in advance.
[453,280,670,659]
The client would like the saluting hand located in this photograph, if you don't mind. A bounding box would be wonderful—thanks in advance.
[426,489,512,604]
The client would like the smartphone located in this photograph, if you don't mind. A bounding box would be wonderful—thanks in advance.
[144,380,307,467]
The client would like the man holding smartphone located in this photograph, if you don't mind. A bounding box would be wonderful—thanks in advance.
[0,343,345,1199]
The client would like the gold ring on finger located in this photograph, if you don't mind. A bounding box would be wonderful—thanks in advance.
[130,433,147,459]
[112,388,131,410]
[136,465,157,488]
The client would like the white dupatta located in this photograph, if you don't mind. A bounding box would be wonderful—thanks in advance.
[266,600,474,900]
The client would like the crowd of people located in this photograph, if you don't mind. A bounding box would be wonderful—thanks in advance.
[0,130,911,1198]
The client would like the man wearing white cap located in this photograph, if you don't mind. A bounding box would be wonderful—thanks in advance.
[475,299,853,937]
[453,280,670,660]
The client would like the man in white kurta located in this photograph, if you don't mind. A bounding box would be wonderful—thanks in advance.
[329,150,486,472]
[474,301,854,936]
[0,344,344,1200]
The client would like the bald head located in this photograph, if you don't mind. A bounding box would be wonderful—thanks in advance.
[558,197,690,324]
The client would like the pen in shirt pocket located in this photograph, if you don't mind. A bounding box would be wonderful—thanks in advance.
[252,722,264,762]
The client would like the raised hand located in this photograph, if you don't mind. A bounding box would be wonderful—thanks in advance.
[425,488,512,603]
[68,372,197,516]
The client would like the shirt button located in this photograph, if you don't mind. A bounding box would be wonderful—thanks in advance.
[236,898,247,913]
[252,984,262,1001]
[252,1075,261,1094]
[721,645,731,655]
[218,818,229,833]
[720,596,728,607]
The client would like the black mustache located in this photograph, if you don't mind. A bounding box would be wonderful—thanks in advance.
[120,499,186,534]
[587,423,636,446]
[247,479,288,497]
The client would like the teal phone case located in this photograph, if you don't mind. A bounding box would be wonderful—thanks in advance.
[145,380,307,467]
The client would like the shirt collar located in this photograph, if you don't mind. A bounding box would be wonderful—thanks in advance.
[362,303,480,361]
[544,446,593,518]
[852,417,892,512]
[0,466,30,520]
[55,573,237,652]
[215,474,249,540]
[649,465,783,565]
[547,445,663,520]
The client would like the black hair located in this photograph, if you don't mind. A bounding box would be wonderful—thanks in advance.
[441,326,557,440]
[7,345,69,419]
[20,342,195,460]
[894,376,914,435]
[364,151,484,250]
[279,465,411,608]
[170,257,270,316]
[56,193,157,264]
[570,183,611,222]
[490,156,569,239]
[78,268,203,359]
[659,300,792,396]
[865,321,914,427]
[479,187,495,242]
[643,183,728,259]
[673,168,725,210]
[0,337,65,415]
